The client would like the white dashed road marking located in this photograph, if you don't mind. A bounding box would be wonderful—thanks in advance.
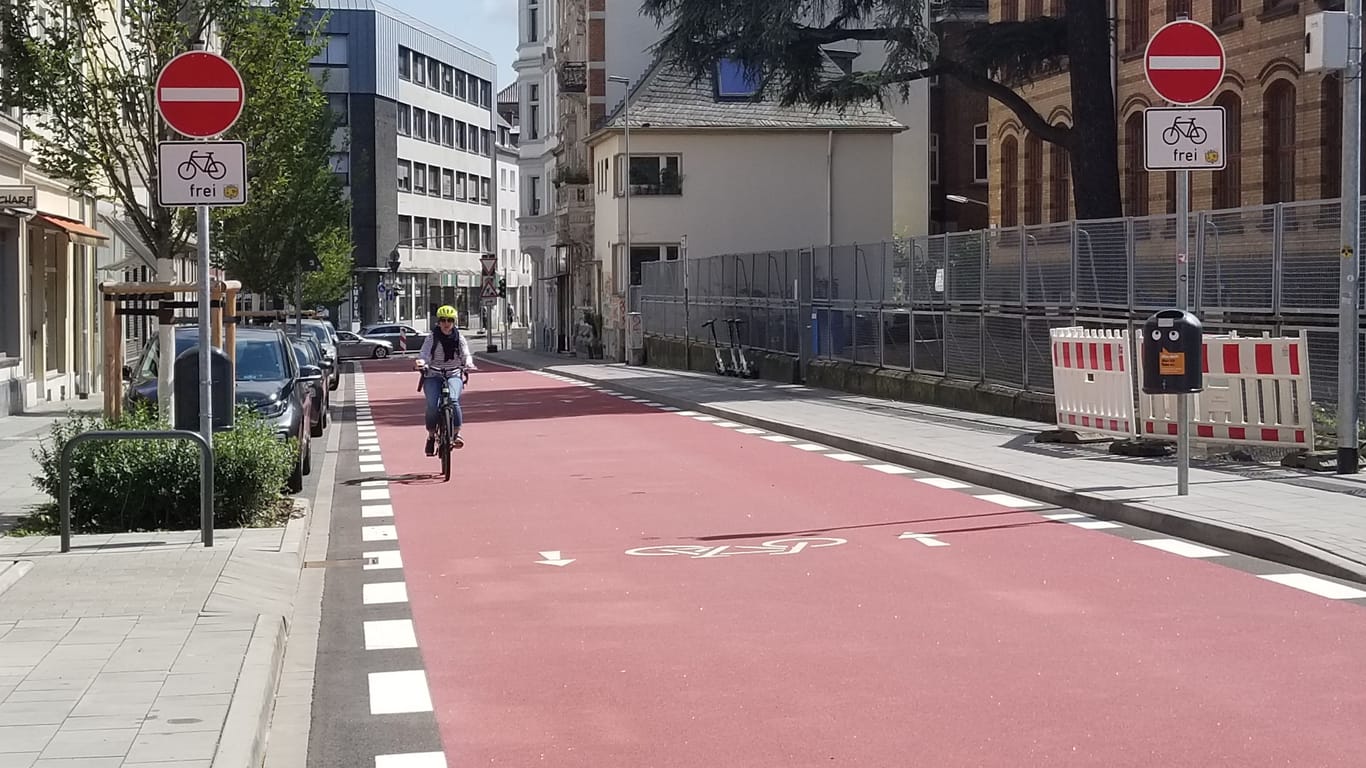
[1136,539,1228,559]
[368,670,433,714]
[1258,573,1366,600]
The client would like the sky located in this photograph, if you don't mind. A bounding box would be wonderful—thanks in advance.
[384,0,520,90]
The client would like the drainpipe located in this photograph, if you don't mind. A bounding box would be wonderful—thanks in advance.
[1110,0,1119,121]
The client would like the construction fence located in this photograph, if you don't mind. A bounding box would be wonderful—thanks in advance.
[639,197,1366,437]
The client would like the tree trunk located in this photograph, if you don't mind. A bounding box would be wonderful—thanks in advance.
[1065,0,1123,221]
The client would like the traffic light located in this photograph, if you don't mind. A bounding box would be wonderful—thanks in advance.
[497,276,506,298]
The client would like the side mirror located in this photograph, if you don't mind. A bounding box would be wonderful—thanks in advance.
[299,364,323,382]
[121,365,132,381]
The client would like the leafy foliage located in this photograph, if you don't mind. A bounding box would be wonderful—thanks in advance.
[30,402,294,534]
[0,0,240,261]
[214,0,354,304]
[637,0,1121,219]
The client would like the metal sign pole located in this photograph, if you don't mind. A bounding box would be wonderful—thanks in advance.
[1339,0,1362,474]
[197,204,214,546]
[1175,168,1191,496]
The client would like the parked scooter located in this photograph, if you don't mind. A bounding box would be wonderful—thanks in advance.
[701,318,733,376]
[724,317,758,379]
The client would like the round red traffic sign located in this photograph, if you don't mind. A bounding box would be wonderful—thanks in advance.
[154,51,246,138]
[1144,20,1226,105]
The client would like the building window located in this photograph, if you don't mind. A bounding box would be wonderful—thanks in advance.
[414,164,427,195]
[1124,0,1148,53]
[526,1,539,43]
[329,153,349,187]
[1023,134,1044,225]
[428,112,440,145]
[442,220,455,250]
[1212,91,1242,210]
[413,53,426,86]
[1000,136,1019,227]
[480,177,491,204]
[1123,112,1148,215]
[412,108,426,140]
[397,160,411,192]
[441,65,454,96]
[427,59,440,91]
[427,165,441,197]
[629,244,681,286]
[1049,144,1070,222]
[457,222,468,250]
[1212,0,1240,23]
[715,59,760,99]
[442,116,454,147]
[399,215,411,240]
[1263,80,1296,204]
[973,123,989,183]
[326,93,348,126]
[929,133,939,186]
[481,225,492,252]
[397,104,410,136]
[619,154,682,196]
[442,168,455,199]
[1166,0,1191,20]
[310,34,348,66]
[1322,75,1342,199]
[398,47,410,80]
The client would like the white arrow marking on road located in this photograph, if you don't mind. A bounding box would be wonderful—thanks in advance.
[536,550,575,567]
[899,532,949,547]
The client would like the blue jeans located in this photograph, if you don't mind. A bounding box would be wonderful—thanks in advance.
[422,373,464,434]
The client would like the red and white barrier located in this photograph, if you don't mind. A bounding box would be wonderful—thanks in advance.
[1138,330,1314,450]
[1049,327,1138,440]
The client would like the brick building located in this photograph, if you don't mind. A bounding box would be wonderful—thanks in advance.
[988,1,1354,227]
[929,1,991,234]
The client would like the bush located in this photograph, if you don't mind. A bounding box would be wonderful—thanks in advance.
[29,402,296,534]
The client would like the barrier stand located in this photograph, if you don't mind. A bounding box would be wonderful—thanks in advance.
[1138,329,1320,466]
[1037,326,1143,446]
[59,429,213,553]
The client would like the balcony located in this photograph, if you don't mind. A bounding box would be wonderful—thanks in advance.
[558,62,587,93]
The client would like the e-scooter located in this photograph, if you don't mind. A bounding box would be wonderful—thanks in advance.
[701,318,733,376]
[724,317,758,379]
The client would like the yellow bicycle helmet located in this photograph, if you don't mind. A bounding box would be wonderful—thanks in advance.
[435,305,457,320]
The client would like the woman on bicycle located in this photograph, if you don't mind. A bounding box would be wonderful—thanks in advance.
[415,305,476,456]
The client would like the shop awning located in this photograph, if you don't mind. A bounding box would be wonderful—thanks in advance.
[32,212,110,247]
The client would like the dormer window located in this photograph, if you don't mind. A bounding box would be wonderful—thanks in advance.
[715,58,761,99]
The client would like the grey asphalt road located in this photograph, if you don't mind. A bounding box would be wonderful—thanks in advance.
[306,371,446,768]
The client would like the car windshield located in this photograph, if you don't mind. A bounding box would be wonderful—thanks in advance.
[236,339,289,381]
[293,346,310,367]
[304,324,331,347]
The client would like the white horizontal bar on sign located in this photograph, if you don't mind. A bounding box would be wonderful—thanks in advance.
[1147,55,1222,70]
[160,87,241,101]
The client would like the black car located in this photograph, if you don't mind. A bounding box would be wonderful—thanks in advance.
[123,326,320,493]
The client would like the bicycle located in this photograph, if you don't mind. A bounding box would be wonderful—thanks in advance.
[176,150,227,181]
[415,363,470,482]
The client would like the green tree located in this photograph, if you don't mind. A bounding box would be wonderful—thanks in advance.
[0,0,242,262]
[214,0,353,305]
[638,0,1122,220]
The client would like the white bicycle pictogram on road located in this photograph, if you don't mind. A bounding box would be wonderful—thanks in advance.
[625,536,848,559]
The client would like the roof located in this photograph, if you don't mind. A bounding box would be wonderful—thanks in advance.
[592,56,905,138]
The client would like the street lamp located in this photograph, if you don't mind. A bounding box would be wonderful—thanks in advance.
[608,75,632,301]
[946,194,988,206]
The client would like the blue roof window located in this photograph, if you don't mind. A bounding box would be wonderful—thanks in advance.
[715,58,761,99]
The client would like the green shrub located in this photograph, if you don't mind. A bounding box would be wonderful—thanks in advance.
[29,402,295,534]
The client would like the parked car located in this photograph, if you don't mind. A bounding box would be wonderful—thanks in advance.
[360,323,422,353]
[286,332,332,414]
[335,329,393,360]
[123,327,319,493]
[290,338,329,437]
[275,319,340,391]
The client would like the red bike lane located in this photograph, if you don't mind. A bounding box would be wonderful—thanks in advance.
[359,358,1366,767]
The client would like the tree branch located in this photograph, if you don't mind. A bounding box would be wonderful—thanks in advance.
[939,58,1071,148]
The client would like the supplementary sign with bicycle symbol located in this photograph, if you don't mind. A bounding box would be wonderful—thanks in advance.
[157,140,247,206]
[1142,108,1226,172]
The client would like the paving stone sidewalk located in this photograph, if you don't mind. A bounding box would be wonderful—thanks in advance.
[0,523,302,768]
[487,349,1366,584]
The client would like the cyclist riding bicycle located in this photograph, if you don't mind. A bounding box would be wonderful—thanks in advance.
[414,305,476,456]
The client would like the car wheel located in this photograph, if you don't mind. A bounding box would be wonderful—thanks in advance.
[310,412,324,438]
[287,451,304,493]
[373,346,388,359]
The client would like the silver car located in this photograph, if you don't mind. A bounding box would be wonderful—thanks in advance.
[359,323,422,354]
[336,330,394,359]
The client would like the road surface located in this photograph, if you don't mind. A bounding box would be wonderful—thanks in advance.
[308,359,1366,767]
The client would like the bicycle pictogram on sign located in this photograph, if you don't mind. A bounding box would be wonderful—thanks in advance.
[176,150,227,181]
[1161,116,1207,146]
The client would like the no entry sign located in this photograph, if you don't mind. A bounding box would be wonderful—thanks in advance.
[155,51,246,138]
[1143,20,1226,105]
